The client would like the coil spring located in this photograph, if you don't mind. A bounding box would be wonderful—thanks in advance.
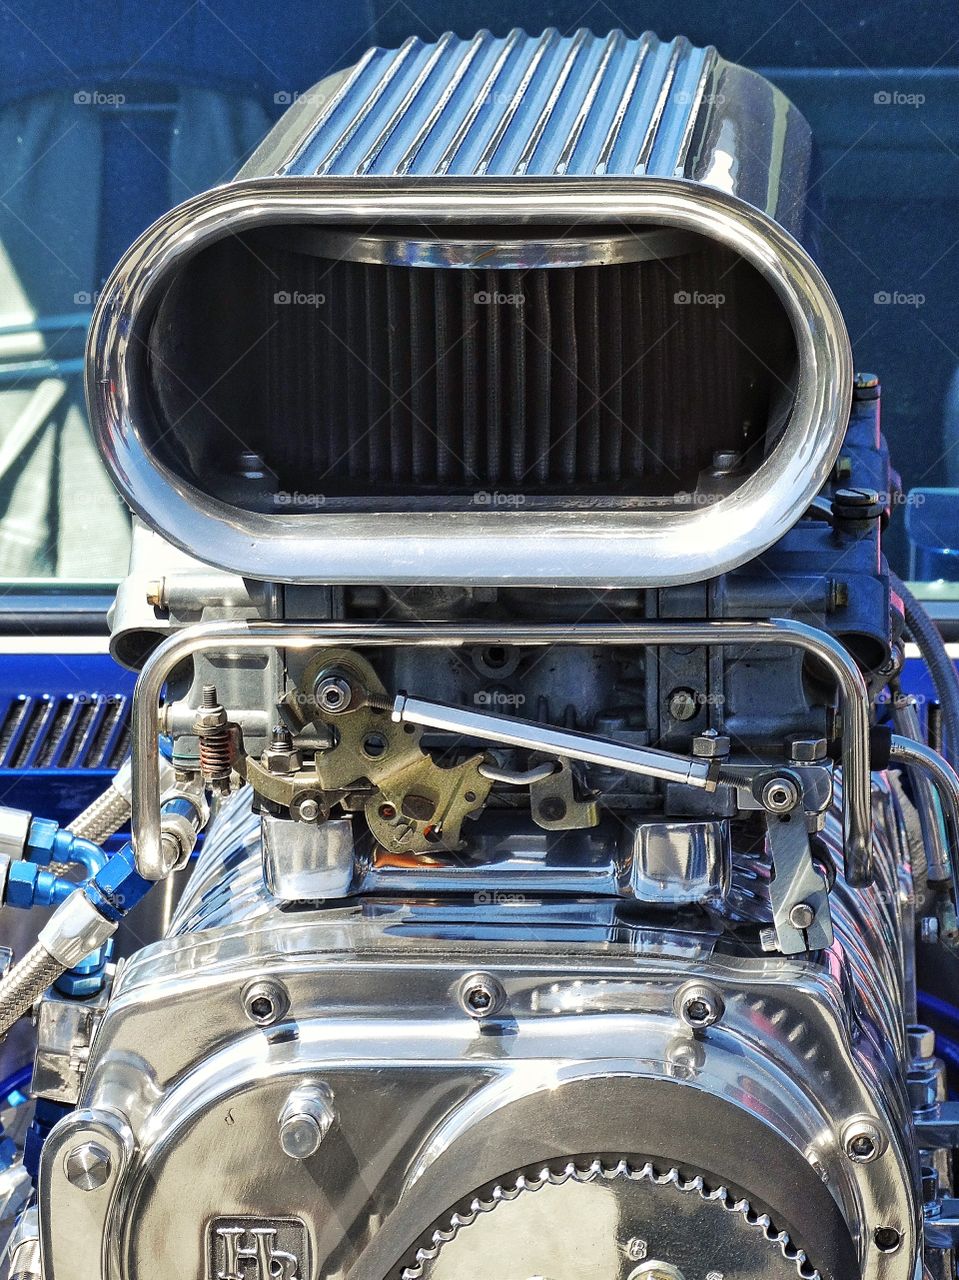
[197,684,233,789]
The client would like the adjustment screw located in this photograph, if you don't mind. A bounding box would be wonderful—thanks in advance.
[667,688,700,722]
[674,981,724,1030]
[242,978,290,1027]
[278,1085,335,1160]
[64,1141,112,1191]
[760,776,801,813]
[789,902,816,930]
[842,1117,886,1164]
[459,972,507,1020]
[314,674,353,714]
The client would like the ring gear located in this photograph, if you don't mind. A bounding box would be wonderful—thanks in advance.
[399,1159,821,1280]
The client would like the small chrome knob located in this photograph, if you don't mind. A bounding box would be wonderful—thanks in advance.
[278,1085,335,1159]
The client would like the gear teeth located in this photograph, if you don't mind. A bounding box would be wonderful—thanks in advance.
[399,1159,822,1280]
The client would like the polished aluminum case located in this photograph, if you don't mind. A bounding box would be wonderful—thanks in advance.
[38,785,919,1280]
[86,29,851,587]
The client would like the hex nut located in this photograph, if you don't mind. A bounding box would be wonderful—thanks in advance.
[788,736,828,763]
[64,1141,112,1191]
[692,730,730,759]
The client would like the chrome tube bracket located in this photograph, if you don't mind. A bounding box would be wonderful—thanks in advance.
[130,618,873,884]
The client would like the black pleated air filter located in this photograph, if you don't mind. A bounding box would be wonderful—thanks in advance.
[147,231,794,509]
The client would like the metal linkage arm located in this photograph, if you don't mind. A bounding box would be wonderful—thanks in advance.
[389,693,720,790]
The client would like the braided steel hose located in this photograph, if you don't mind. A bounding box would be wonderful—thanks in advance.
[0,943,64,1032]
[66,787,131,845]
[66,756,175,846]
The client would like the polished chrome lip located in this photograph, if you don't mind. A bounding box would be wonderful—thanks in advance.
[87,176,852,587]
[274,224,702,268]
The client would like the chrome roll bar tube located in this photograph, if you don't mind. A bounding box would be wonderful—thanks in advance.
[131,618,873,885]
[889,735,959,907]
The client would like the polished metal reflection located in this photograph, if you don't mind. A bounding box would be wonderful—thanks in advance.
[262,814,354,902]
[87,179,851,588]
[390,692,717,790]
[403,1160,811,1279]
[620,819,730,906]
[889,735,959,906]
[274,225,703,269]
[39,781,919,1280]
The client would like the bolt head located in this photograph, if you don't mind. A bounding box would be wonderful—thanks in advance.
[788,736,827,763]
[315,674,353,714]
[674,982,724,1030]
[459,972,506,1020]
[243,978,289,1026]
[842,1118,886,1164]
[760,776,801,813]
[278,1085,335,1159]
[280,1113,322,1159]
[629,1263,686,1280]
[692,731,730,759]
[789,902,816,930]
[667,688,699,722]
[64,1141,112,1191]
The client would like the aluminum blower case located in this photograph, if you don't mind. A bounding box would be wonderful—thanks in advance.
[45,25,926,1280]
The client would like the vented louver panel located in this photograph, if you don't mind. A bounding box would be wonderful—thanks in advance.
[0,693,130,771]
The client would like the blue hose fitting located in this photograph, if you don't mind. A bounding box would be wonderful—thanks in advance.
[4,826,108,913]
[25,820,106,878]
[5,861,76,911]
[82,843,154,924]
